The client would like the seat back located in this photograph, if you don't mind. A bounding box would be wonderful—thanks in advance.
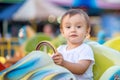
[87,41,120,80]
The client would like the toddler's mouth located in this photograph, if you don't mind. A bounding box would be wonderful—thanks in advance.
[70,35,78,37]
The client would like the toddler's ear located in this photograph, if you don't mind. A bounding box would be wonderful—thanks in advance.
[86,27,91,39]
[87,27,91,34]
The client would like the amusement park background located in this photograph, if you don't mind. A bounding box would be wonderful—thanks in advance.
[0,0,120,70]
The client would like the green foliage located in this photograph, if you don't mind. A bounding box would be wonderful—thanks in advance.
[24,34,66,55]
[51,34,66,48]
[24,33,51,54]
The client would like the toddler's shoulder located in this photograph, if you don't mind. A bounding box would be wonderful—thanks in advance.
[57,45,67,51]
[83,43,93,50]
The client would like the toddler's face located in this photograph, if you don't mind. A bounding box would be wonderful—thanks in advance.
[61,14,89,44]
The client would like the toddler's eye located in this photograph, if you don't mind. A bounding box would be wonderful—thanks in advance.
[77,26,81,28]
[66,26,71,29]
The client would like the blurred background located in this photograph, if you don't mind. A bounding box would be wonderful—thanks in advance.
[0,0,120,68]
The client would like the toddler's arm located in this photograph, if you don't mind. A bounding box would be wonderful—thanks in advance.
[52,52,91,75]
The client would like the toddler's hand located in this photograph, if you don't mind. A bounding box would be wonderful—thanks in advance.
[52,52,64,66]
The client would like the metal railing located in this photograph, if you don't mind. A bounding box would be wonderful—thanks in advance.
[0,38,19,58]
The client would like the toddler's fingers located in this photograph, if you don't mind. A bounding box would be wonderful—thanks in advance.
[52,53,60,58]
[54,59,62,65]
[53,56,60,60]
